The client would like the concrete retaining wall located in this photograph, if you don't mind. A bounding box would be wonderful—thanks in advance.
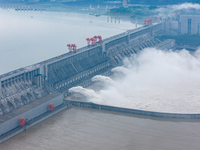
[2,94,198,144]
[0,93,63,136]
[0,100,72,144]
[68,100,200,119]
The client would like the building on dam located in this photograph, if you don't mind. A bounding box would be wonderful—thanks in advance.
[163,15,200,35]
[179,15,200,34]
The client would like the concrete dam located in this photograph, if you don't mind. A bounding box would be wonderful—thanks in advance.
[0,23,164,115]
[0,22,177,141]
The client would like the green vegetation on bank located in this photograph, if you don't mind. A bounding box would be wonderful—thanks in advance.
[156,34,200,46]
[0,0,198,4]
[106,5,159,17]
[190,0,200,3]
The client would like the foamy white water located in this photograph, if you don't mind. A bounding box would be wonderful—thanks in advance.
[91,75,116,86]
[69,86,102,103]
[111,66,131,75]
[70,48,200,113]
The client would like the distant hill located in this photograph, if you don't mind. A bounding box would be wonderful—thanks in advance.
[0,0,199,4]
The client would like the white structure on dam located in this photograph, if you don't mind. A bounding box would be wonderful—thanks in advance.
[179,15,200,35]
[164,15,200,35]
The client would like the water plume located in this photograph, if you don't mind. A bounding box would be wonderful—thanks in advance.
[172,3,200,10]
[111,66,131,75]
[156,3,200,17]
[68,86,101,103]
[70,48,200,113]
[91,75,117,86]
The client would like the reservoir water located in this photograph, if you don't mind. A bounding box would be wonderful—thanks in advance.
[0,8,137,75]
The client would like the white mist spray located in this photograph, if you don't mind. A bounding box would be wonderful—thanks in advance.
[69,48,200,113]
[91,75,115,85]
[69,86,102,104]
[172,3,200,10]
[156,3,200,18]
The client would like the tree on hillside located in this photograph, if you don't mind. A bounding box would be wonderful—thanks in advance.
[39,0,50,2]
[191,0,200,3]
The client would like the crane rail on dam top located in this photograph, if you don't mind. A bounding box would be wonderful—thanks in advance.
[0,22,162,80]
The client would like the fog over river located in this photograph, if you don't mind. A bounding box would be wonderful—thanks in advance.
[0,8,137,75]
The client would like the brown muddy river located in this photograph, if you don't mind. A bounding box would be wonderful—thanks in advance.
[1,107,200,150]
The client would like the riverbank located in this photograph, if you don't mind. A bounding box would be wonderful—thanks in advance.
[0,2,117,14]
[105,5,159,18]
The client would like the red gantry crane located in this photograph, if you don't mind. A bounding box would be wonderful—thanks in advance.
[86,35,102,46]
[123,0,127,7]
[146,19,149,26]
[86,38,90,46]
[93,36,97,42]
[145,18,152,26]
[67,44,72,53]
[67,44,77,53]
[149,18,152,25]
[19,117,26,127]
[97,35,102,44]
[49,103,55,112]
[90,38,95,46]
[144,19,146,26]
[157,17,160,23]
[71,44,77,53]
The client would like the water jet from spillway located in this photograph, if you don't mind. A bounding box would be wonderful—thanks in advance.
[69,48,200,113]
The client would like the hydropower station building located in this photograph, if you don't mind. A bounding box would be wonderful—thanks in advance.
[179,15,200,35]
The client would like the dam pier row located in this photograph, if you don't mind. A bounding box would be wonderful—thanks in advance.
[0,22,176,142]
